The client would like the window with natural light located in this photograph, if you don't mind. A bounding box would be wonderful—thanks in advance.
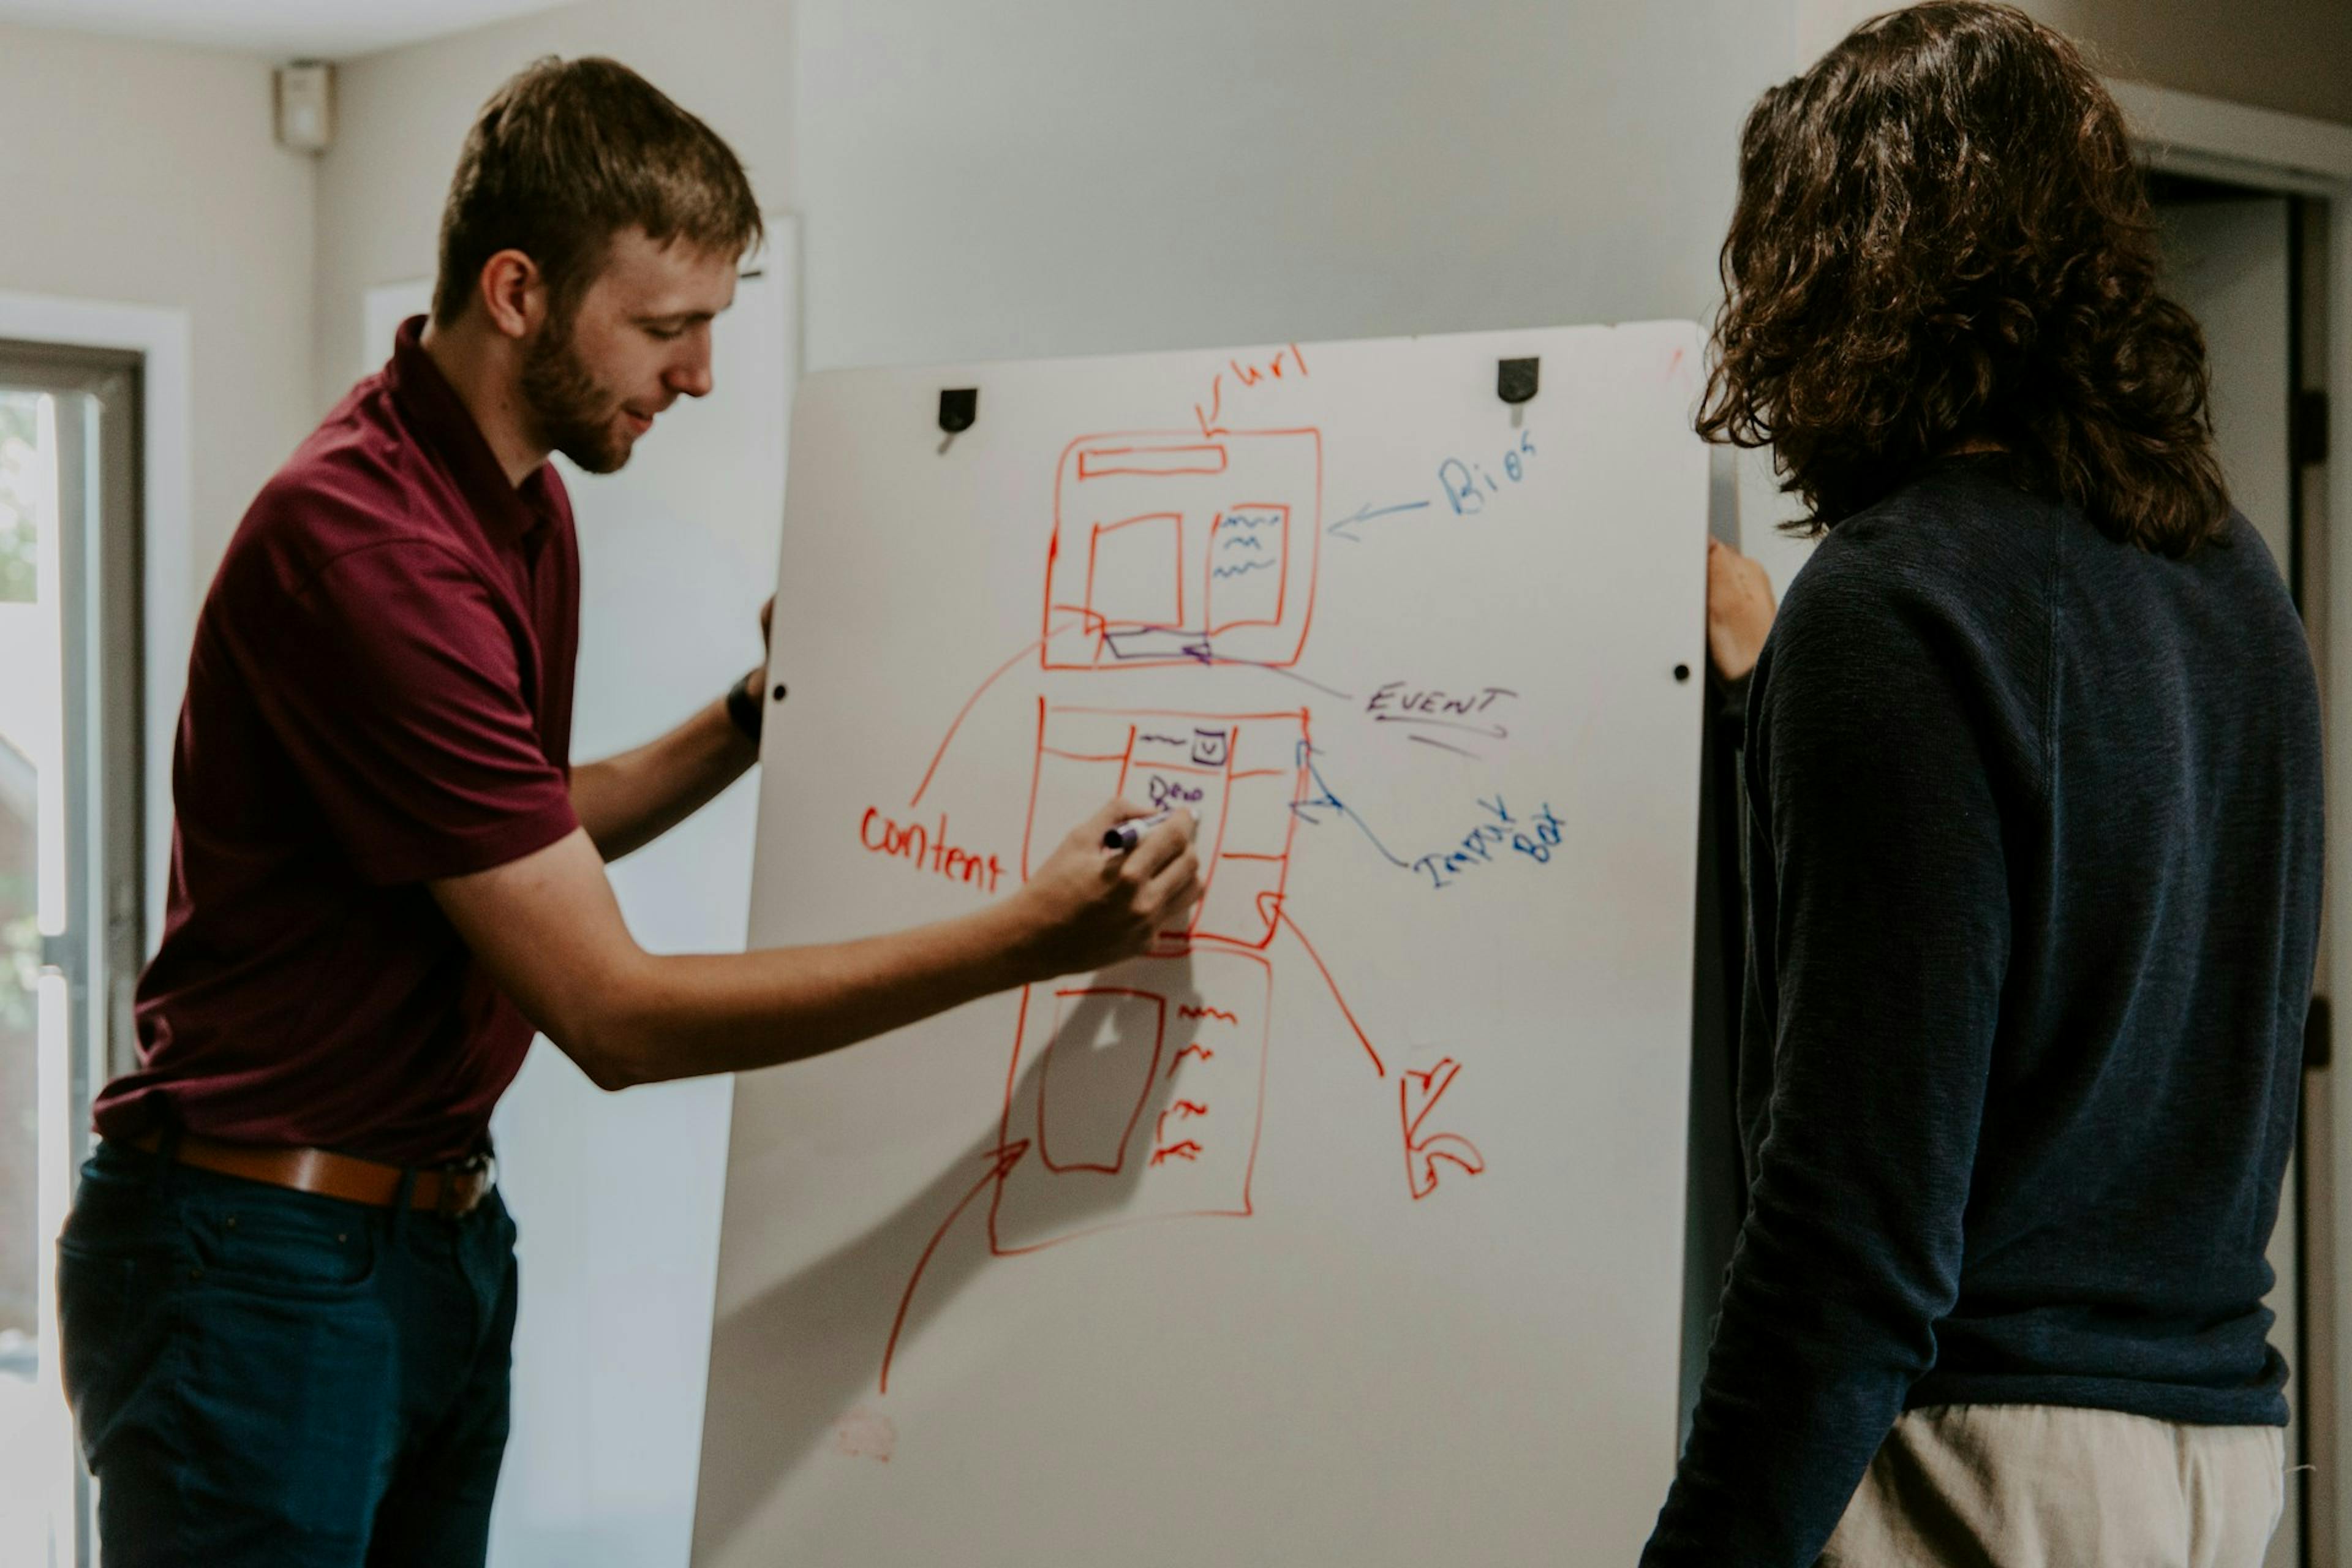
[0,386,75,1566]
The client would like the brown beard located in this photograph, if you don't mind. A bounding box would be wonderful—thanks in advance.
[519,311,632,475]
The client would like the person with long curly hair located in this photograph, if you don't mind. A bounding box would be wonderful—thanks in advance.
[1642,6,2317,1565]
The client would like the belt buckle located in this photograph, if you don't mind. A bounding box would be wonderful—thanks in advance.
[437,1153,496,1218]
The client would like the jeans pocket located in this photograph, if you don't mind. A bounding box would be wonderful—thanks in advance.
[55,1242,163,1464]
[185,1189,378,1298]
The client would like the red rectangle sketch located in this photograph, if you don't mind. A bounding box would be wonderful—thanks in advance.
[1085,512,1184,631]
[1044,428,1321,670]
[992,948,1273,1253]
[1074,442,1231,480]
[1036,987,1166,1175]
[1204,503,1289,633]
[1020,704,1308,953]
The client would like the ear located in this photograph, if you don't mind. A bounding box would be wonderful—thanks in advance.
[475,248,549,342]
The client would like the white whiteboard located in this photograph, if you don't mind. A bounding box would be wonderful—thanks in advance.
[696,322,1708,1566]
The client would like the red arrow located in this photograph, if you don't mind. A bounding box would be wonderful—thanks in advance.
[881,1140,1029,1394]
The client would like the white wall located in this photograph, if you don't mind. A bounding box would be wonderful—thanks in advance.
[315,0,1795,380]
[790,0,1790,369]
[0,20,315,603]
[321,0,2352,402]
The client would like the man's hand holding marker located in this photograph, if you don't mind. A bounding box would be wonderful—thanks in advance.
[1011,802,1202,978]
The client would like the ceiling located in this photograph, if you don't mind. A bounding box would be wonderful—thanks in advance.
[0,1,578,59]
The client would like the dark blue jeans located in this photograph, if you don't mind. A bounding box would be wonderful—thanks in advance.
[56,1139,519,1567]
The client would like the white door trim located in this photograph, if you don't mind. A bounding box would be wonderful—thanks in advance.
[0,291,192,946]
[2111,76,2352,1568]
[2112,78,2352,190]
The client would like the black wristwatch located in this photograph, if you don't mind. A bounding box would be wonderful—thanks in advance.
[726,670,766,744]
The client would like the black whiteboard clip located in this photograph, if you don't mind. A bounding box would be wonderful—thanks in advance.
[937,388,978,454]
[1498,357,1539,428]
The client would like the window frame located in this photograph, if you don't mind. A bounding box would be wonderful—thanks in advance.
[0,339,146,1568]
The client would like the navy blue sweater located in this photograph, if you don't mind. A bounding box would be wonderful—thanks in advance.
[1642,458,2323,1565]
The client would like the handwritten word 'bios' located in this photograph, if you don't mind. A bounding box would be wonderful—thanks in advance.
[1438,428,1539,516]
[1412,797,1567,890]
[859,808,1006,894]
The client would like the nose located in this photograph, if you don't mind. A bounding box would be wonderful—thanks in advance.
[668,341,714,401]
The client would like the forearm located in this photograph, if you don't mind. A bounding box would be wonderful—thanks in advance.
[571,693,756,860]
[1642,1188,1942,1562]
[576,899,1040,1088]
[1645,999,1981,1564]
[437,808,1200,1098]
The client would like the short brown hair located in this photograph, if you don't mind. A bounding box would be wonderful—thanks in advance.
[432,56,763,326]
[1700,2,2228,556]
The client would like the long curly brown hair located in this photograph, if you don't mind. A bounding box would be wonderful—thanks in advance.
[1700,2,2228,555]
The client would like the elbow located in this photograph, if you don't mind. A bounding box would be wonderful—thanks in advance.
[550,966,661,1093]
[573,1032,645,1093]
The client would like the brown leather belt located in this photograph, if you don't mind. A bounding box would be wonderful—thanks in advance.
[128,1129,496,1217]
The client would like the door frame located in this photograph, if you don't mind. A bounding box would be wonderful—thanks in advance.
[0,296,185,1568]
[2111,77,2352,1566]
[0,293,189,956]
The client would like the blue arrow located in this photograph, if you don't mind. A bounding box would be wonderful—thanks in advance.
[1288,742,1414,869]
[1328,499,1432,542]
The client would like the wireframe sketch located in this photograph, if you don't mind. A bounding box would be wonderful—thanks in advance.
[1042,428,1322,670]
[881,398,1490,1394]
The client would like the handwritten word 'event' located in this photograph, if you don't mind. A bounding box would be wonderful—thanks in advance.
[859,809,1006,894]
[1414,797,1566,890]
[1438,429,1538,516]
[1365,682,1516,720]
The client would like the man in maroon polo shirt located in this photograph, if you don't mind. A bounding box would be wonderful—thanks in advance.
[57,58,1199,1567]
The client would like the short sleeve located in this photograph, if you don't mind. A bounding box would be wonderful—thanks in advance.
[231,537,580,884]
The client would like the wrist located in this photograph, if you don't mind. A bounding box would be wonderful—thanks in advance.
[724,668,766,745]
[971,884,1050,988]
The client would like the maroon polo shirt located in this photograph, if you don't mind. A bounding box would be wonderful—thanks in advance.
[93,317,582,1166]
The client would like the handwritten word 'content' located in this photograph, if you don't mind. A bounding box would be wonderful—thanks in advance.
[1438,429,1538,516]
[860,808,1006,894]
[1414,797,1566,890]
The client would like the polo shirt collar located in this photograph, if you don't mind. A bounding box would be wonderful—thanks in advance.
[383,315,563,543]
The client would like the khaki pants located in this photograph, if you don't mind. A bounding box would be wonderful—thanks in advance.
[1820,1405,2286,1567]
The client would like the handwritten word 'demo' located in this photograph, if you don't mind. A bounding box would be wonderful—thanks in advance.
[859,809,1006,894]
[1147,774,1205,812]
